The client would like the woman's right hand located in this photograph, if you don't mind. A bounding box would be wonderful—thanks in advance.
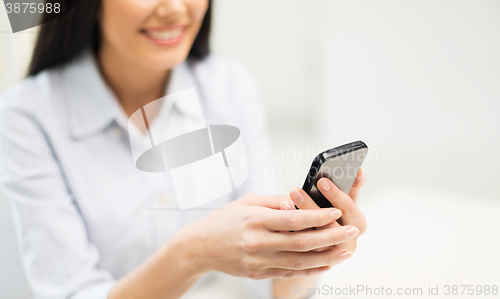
[172,193,359,280]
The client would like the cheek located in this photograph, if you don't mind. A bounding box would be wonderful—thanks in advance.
[99,0,209,70]
[101,0,153,45]
[186,0,209,25]
[182,0,208,45]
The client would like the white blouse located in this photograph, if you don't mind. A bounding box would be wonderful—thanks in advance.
[0,50,279,299]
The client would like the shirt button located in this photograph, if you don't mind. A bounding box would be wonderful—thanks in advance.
[158,194,168,205]
[113,127,122,138]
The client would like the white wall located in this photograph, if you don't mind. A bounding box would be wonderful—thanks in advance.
[211,0,500,199]
[211,0,312,130]
[314,0,500,199]
[0,4,37,94]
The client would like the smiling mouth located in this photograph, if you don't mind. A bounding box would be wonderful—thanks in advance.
[141,28,186,41]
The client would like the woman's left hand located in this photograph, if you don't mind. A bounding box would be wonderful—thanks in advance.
[281,169,367,256]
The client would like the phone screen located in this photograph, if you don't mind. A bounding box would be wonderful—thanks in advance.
[303,141,368,208]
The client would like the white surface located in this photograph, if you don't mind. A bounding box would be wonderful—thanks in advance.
[317,184,500,298]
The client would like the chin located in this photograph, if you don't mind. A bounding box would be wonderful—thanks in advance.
[142,48,191,71]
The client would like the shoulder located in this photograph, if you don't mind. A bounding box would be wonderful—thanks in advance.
[0,67,70,144]
[0,68,63,117]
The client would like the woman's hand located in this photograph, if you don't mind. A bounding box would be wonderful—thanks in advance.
[173,193,359,280]
[108,186,366,299]
[283,169,367,255]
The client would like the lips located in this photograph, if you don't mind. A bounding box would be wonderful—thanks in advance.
[140,24,189,46]
[142,28,184,41]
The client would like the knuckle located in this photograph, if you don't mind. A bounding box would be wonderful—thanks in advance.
[242,256,261,270]
[284,270,296,278]
[292,259,308,270]
[241,235,263,253]
[284,214,301,230]
[331,231,342,244]
[341,202,356,215]
[292,236,311,251]
[243,212,262,229]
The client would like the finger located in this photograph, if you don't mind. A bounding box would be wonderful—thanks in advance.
[280,200,296,211]
[348,168,366,203]
[289,188,343,230]
[279,200,295,232]
[272,224,359,252]
[313,237,357,253]
[316,178,366,231]
[289,188,320,210]
[240,194,293,210]
[261,208,339,231]
[272,247,353,270]
[312,245,333,253]
[262,265,332,279]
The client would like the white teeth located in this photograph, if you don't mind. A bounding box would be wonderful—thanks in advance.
[145,29,183,40]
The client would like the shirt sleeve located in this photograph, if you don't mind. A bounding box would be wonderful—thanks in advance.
[0,97,116,299]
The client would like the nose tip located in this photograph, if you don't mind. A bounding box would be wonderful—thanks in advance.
[156,0,188,20]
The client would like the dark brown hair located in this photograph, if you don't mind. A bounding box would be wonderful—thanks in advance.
[28,0,211,76]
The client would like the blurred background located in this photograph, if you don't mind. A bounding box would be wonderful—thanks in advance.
[1,0,499,298]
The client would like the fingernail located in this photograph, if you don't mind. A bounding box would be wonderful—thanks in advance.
[319,179,330,191]
[281,201,293,210]
[290,189,304,204]
[330,209,342,220]
[338,251,352,262]
[345,227,360,239]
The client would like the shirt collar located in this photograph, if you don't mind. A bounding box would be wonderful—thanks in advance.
[62,50,203,140]
[163,59,205,119]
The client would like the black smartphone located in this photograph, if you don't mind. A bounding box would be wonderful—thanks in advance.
[302,141,368,208]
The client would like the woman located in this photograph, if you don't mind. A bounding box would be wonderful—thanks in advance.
[0,1,367,298]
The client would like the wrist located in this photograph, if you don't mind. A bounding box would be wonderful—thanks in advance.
[161,225,211,278]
